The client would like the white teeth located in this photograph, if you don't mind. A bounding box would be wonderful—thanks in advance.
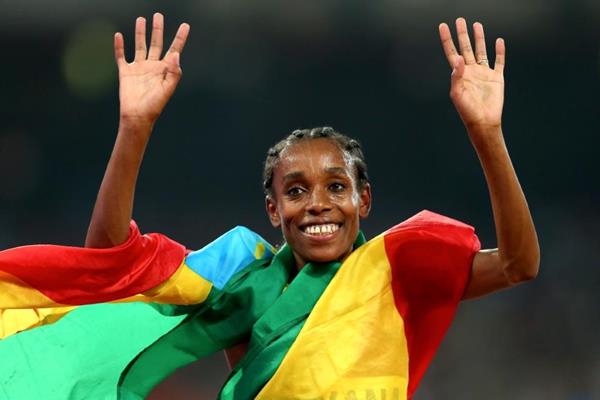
[304,224,339,235]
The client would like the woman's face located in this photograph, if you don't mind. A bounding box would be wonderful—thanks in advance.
[266,139,371,268]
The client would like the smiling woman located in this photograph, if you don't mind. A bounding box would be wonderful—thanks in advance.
[0,12,539,400]
[264,131,372,267]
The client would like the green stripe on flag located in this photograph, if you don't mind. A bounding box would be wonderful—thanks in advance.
[219,232,366,399]
[118,255,293,399]
[0,302,185,400]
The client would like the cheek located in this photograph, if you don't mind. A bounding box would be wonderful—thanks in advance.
[340,193,361,215]
[278,202,301,226]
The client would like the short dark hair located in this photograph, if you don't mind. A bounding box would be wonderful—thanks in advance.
[263,126,369,196]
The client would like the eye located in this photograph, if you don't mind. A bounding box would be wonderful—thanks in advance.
[329,182,346,192]
[286,186,304,197]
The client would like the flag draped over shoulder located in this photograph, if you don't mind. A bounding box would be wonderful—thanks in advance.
[223,211,480,400]
[0,222,275,400]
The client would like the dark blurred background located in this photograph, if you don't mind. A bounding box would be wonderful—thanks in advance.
[1,0,599,399]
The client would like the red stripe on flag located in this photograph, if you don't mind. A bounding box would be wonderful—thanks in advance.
[384,211,480,399]
[0,221,185,305]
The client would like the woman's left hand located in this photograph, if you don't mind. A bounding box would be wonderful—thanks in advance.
[439,18,505,136]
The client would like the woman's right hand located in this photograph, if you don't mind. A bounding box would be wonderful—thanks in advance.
[115,13,190,133]
[85,14,189,248]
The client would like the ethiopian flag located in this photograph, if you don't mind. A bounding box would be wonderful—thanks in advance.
[0,222,276,399]
[0,211,479,399]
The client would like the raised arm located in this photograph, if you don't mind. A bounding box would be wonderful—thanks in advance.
[438,18,540,299]
[85,13,190,248]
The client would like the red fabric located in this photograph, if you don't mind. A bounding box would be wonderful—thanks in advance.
[384,210,481,399]
[0,221,186,305]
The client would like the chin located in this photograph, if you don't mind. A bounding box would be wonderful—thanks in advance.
[302,247,349,264]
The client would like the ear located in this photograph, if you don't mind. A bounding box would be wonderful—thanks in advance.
[358,183,372,218]
[265,195,281,227]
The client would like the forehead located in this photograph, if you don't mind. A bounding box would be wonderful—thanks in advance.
[275,139,352,176]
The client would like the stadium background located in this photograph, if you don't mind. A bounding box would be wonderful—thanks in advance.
[0,0,598,398]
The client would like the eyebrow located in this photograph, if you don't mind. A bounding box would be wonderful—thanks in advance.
[324,167,348,176]
[282,171,305,182]
[282,167,350,183]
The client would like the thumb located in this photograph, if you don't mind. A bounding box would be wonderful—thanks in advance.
[451,55,465,79]
[170,52,181,68]
[164,52,182,86]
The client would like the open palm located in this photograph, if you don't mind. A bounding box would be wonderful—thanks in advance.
[439,18,505,131]
[115,13,190,125]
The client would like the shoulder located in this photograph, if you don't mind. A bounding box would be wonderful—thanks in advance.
[184,226,276,290]
[385,209,476,235]
[382,210,480,254]
[376,210,481,301]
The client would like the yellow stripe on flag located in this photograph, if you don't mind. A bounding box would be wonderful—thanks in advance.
[0,270,65,309]
[257,235,409,400]
[1,306,76,339]
[1,261,212,339]
[139,261,213,305]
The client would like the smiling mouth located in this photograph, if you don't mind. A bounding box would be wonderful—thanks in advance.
[302,223,341,236]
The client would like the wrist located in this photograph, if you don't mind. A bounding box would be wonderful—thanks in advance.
[119,115,155,131]
[118,116,155,144]
[468,127,510,165]
[467,124,503,147]
[465,121,502,133]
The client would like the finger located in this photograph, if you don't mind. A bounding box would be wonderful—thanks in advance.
[148,12,164,60]
[494,38,506,73]
[473,22,489,66]
[438,23,459,69]
[114,32,126,66]
[134,17,147,61]
[455,17,476,64]
[165,23,191,58]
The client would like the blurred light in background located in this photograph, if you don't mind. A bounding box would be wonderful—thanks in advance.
[62,20,116,99]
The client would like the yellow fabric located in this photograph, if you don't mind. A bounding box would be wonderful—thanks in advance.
[254,242,266,259]
[138,261,212,305]
[257,235,409,400]
[0,270,73,338]
[0,307,75,338]
[0,262,212,339]
[0,270,63,308]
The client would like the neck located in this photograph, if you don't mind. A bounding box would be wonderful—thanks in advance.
[292,248,353,272]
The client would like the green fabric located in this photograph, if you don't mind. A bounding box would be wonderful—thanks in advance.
[219,232,366,400]
[0,302,185,400]
[118,253,294,399]
[0,232,365,400]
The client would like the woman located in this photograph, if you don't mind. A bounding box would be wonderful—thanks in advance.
[0,13,539,400]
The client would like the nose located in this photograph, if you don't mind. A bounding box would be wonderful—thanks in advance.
[306,187,332,215]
